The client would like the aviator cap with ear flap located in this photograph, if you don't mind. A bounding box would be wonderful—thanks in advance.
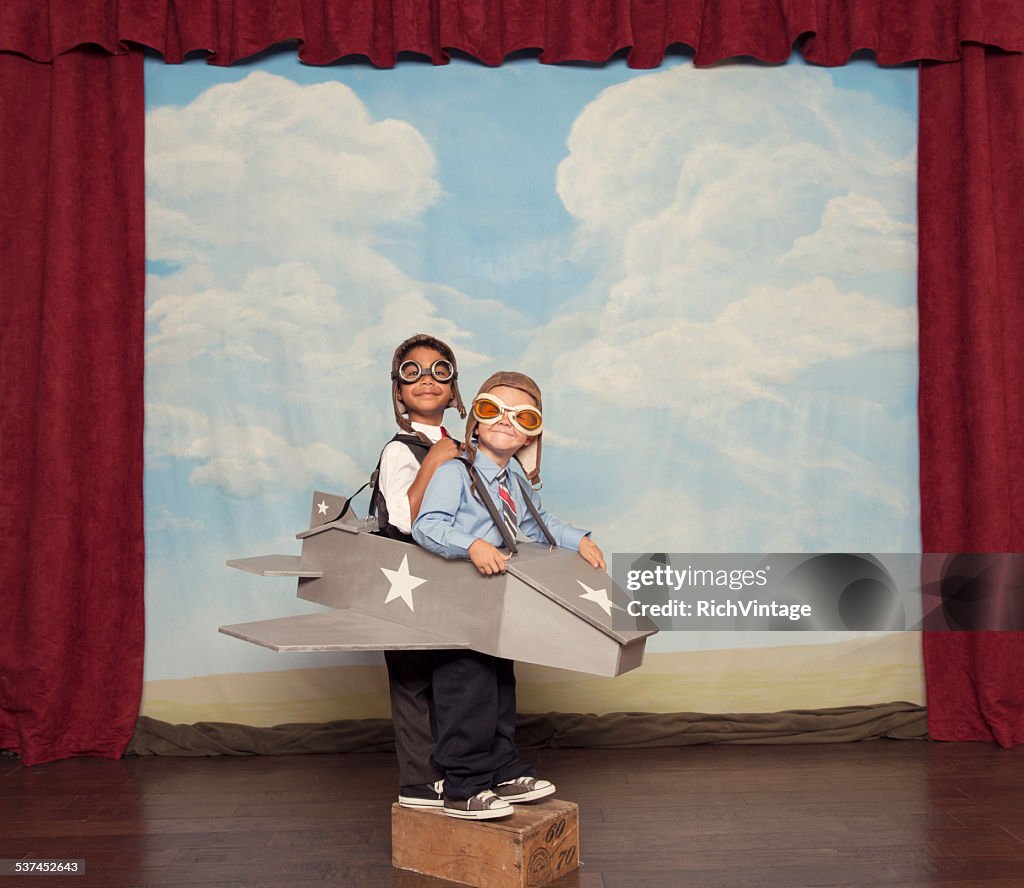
[466,371,544,485]
[391,333,467,435]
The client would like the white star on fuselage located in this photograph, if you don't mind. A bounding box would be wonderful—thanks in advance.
[577,580,619,617]
[317,500,329,516]
[381,554,428,611]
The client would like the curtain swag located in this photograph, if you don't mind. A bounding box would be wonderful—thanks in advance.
[2,0,1024,68]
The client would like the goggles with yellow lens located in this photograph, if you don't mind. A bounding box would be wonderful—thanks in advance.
[472,394,543,436]
[394,359,456,384]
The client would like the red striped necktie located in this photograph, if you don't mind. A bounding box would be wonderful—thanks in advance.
[496,468,518,541]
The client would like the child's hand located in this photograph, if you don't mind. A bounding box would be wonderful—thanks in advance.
[578,536,606,571]
[423,437,461,469]
[469,539,511,575]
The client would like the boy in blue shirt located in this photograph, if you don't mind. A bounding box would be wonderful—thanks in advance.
[413,371,605,819]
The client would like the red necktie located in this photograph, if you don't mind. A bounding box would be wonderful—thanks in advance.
[496,469,518,541]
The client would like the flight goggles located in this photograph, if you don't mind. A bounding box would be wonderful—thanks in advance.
[394,359,456,384]
[472,394,543,435]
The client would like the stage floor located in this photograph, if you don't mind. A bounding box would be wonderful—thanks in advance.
[2,740,1023,886]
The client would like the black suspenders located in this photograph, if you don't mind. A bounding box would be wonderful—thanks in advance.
[458,459,557,554]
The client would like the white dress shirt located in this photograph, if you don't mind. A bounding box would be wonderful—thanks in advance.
[378,420,445,534]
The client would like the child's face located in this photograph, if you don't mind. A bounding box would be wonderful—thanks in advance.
[475,385,536,464]
[396,345,453,425]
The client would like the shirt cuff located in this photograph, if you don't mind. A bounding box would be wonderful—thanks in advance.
[560,526,588,551]
[445,529,479,559]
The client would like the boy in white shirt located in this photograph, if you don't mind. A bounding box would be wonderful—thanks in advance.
[369,334,465,808]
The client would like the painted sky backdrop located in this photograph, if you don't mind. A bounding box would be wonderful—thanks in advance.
[144,51,918,682]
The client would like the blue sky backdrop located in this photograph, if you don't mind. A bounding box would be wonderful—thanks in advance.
[144,51,919,682]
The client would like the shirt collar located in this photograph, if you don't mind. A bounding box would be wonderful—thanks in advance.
[409,420,444,443]
[472,449,516,482]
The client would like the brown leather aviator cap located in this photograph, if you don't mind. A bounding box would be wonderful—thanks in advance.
[390,333,467,437]
[465,370,544,485]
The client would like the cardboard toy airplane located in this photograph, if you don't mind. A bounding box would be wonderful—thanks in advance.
[222,491,657,677]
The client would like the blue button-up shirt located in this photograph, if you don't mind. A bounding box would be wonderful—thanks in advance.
[412,451,588,559]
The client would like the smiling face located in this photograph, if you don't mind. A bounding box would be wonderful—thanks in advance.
[396,344,453,425]
[474,384,537,467]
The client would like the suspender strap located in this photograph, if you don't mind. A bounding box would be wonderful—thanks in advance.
[368,434,431,521]
[459,459,519,555]
[513,474,558,548]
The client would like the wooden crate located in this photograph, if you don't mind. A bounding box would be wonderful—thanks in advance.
[392,799,580,887]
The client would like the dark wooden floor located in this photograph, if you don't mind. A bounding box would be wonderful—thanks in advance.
[2,740,1024,887]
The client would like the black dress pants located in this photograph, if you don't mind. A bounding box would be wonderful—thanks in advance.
[385,650,443,787]
[430,649,533,800]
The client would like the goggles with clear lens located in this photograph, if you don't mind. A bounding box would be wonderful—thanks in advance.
[394,359,456,384]
[472,394,543,436]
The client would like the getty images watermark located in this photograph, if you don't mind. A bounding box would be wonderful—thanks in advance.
[610,553,1024,631]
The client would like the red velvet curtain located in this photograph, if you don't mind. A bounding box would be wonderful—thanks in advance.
[0,49,145,765]
[3,2,1024,764]
[918,46,1024,748]
[2,0,1023,67]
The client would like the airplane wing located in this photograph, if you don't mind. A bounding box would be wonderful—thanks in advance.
[227,555,323,577]
[219,608,470,652]
[507,542,658,643]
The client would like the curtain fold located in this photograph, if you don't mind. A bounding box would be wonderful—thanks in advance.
[0,48,145,766]
[918,46,1024,748]
[1,0,1023,67]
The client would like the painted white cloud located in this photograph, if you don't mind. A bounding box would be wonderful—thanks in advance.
[148,506,206,534]
[146,71,440,265]
[599,486,789,553]
[559,66,911,237]
[556,277,915,418]
[556,64,915,313]
[144,72,518,500]
[147,262,344,366]
[143,72,516,388]
[148,403,362,499]
[548,62,917,399]
[537,62,920,551]
[779,192,916,275]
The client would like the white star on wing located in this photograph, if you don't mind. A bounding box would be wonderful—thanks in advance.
[381,554,428,612]
[577,580,621,617]
[317,500,329,516]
